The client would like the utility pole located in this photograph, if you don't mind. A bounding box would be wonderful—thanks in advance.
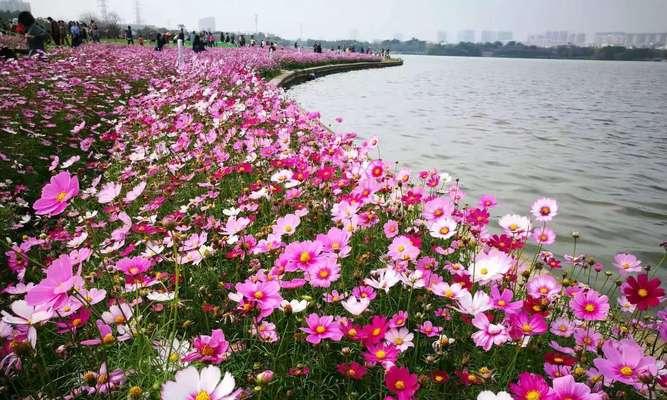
[97,0,108,21]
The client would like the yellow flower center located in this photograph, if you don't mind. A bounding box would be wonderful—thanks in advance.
[375,350,386,359]
[114,315,126,324]
[497,300,506,306]
[521,323,533,334]
[72,318,82,327]
[584,303,595,312]
[479,267,489,275]
[284,225,293,233]
[195,391,211,400]
[434,209,444,217]
[102,333,115,344]
[331,242,340,250]
[201,345,215,356]
[372,328,381,336]
[56,191,68,202]
[540,206,550,216]
[318,269,330,278]
[637,288,648,297]
[315,325,326,334]
[168,352,180,363]
[394,380,405,390]
[254,290,264,300]
[620,366,633,377]
[439,227,450,235]
[525,390,541,400]
[299,252,311,263]
[397,245,405,252]
[347,368,356,376]
[539,287,548,294]
[347,328,357,337]
[509,223,518,231]
[394,338,404,345]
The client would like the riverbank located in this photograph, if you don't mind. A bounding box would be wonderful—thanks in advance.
[1,44,663,400]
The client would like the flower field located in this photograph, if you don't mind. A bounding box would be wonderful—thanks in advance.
[0,44,664,400]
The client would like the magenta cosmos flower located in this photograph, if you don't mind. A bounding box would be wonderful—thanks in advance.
[509,372,551,400]
[550,374,601,400]
[33,171,79,216]
[593,338,657,386]
[569,290,609,321]
[182,329,230,364]
[300,313,342,344]
[26,254,82,309]
[531,197,558,222]
[162,365,239,400]
[114,256,152,281]
[235,278,282,319]
[385,366,420,400]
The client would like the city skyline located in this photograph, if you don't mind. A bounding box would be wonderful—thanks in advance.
[22,0,667,42]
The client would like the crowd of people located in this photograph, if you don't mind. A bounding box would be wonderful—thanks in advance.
[2,11,393,60]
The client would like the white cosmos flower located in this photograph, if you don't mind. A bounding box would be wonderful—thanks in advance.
[431,282,465,299]
[468,249,513,285]
[498,214,531,237]
[451,290,493,315]
[341,296,371,316]
[429,217,457,239]
[280,299,308,314]
[384,327,414,352]
[161,366,238,400]
[477,391,513,400]
[147,292,175,302]
[364,268,400,293]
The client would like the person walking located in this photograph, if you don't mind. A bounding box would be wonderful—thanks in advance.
[17,11,48,56]
[69,21,81,47]
[47,17,60,45]
[125,25,134,45]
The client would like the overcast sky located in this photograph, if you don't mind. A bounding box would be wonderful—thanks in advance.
[29,0,667,41]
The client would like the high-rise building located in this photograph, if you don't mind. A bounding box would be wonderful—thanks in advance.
[457,30,475,43]
[198,17,215,32]
[575,33,586,46]
[436,30,448,44]
[0,0,30,11]
[481,30,497,43]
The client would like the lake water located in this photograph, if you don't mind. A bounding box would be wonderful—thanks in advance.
[289,55,667,273]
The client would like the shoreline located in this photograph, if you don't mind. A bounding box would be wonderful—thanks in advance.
[270,58,403,89]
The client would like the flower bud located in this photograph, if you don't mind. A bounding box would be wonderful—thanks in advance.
[256,370,274,384]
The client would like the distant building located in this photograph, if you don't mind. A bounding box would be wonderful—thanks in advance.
[198,16,215,32]
[457,30,475,43]
[0,0,30,12]
[481,30,497,43]
[527,30,586,47]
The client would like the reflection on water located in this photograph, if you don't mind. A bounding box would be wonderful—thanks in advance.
[289,55,667,274]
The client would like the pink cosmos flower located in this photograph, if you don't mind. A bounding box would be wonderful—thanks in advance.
[573,328,602,353]
[526,274,562,300]
[235,278,282,319]
[183,329,230,364]
[613,252,642,274]
[418,320,443,337]
[570,290,609,321]
[282,240,323,271]
[385,366,420,400]
[549,374,601,400]
[316,227,351,257]
[422,197,454,222]
[363,343,399,366]
[510,311,548,337]
[478,194,497,209]
[549,318,575,337]
[114,256,152,282]
[101,303,133,327]
[509,372,551,400]
[532,228,556,245]
[123,181,146,203]
[389,310,408,328]
[531,198,558,221]
[162,365,239,400]
[593,338,658,386]
[97,182,122,204]
[300,313,343,344]
[307,256,340,288]
[273,213,300,237]
[471,313,510,351]
[383,220,400,238]
[26,254,82,308]
[490,286,522,314]
[33,171,79,216]
[499,214,531,237]
[387,235,420,262]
